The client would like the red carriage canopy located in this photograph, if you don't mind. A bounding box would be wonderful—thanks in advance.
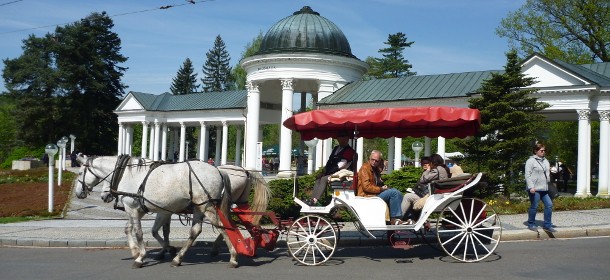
[283,106,481,140]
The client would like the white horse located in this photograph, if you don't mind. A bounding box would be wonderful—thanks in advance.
[74,155,271,267]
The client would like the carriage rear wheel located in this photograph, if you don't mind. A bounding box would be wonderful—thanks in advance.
[286,215,337,266]
[436,198,502,262]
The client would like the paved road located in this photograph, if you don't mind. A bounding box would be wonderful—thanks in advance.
[1,237,609,280]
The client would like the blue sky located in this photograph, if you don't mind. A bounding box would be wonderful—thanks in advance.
[0,0,525,94]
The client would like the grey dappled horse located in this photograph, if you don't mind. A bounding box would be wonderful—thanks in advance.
[75,154,269,267]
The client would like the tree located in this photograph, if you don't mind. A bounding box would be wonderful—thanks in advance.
[457,50,550,194]
[365,32,416,79]
[497,0,610,64]
[231,32,263,90]
[201,35,232,92]
[170,58,199,95]
[2,12,127,154]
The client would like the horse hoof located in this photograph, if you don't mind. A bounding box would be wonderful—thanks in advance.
[228,261,239,268]
[170,260,181,267]
[132,261,143,269]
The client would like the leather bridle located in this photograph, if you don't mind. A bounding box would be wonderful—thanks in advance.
[77,157,115,198]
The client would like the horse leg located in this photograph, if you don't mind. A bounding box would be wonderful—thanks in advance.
[152,213,174,260]
[210,234,224,257]
[127,207,147,269]
[206,210,238,268]
[170,211,203,267]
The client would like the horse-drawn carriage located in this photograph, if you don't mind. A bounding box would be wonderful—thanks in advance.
[75,106,500,268]
[282,106,502,265]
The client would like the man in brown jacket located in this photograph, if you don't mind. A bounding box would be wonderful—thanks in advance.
[357,150,405,225]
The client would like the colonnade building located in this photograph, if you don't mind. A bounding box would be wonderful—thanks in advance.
[115,6,610,198]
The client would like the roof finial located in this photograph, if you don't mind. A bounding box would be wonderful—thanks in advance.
[293,6,319,16]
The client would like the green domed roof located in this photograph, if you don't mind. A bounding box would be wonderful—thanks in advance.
[258,6,356,58]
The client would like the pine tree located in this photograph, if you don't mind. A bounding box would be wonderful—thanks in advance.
[457,50,550,194]
[201,35,232,92]
[170,58,199,95]
[366,32,416,79]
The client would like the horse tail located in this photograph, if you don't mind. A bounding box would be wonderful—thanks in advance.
[218,169,232,227]
[249,171,272,225]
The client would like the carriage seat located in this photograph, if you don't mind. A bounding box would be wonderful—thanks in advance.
[431,173,473,194]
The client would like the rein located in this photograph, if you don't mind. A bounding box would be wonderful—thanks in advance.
[78,156,115,196]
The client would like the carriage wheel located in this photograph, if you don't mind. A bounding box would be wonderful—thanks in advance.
[436,198,502,262]
[286,215,337,266]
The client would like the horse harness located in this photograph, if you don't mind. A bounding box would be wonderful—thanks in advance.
[108,155,229,215]
[78,156,115,196]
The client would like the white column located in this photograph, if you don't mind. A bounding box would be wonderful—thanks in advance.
[148,123,155,160]
[141,121,148,158]
[357,137,364,170]
[598,111,610,198]
[117,123,124,155]
[125,125,133,156]
[199,121,208,161]
[215,126,222,165]
[394,137,402,170]
[279,78,294,176]
[153,121,160,161]
[437,136,446,160]
[575,109,590,197]
[587,118,592,196]
[245,81,260,169]
[424,137,431,156]
[387,137,395,173]
[161,123,167,161]
[235,126,243,166]
[179,122,186,162]
[221,121,228,165]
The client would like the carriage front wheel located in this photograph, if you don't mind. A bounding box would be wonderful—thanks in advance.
[286,215,337,266]
[436,197,502,262]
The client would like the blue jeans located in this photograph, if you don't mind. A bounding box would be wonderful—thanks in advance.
[378,188,404,219]
[528,190,553,228]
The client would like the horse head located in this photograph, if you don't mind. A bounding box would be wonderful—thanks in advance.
[73,155,116,202]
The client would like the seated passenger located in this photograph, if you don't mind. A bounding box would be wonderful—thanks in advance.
[357,150,405,225]
[401,154,450,222]
[308,132,355,206]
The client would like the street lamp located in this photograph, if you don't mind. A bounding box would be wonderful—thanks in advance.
[57,138,67,186]
[412,141,423,167]
[69,134,76,153]
[45,144,58,213]
[304,138,319,175]
[60,136,68,171]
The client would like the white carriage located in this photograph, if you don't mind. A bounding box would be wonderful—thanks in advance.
[282,107,502,265]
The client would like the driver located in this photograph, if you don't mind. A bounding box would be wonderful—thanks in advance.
[308,131,355,206]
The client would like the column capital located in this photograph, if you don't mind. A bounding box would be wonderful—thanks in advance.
[246,80,259,92]
[577,109,590,120]
[600,111,610,121]
[221,120,228,127]
[141,121,149,126]
[280,78,293,90]
[180,121,185,128]
[199,121,206,127]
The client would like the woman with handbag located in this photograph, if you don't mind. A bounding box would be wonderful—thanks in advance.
[525,143,556,233]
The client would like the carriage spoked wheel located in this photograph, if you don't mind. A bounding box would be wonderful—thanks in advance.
[286,215,337,266]
[436,197,502,262]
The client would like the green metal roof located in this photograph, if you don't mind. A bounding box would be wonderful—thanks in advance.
[554,60,610,87]
[579,62,610,86]
[257,6,356,58]
[319,71,500,105]
[130,91,247,111]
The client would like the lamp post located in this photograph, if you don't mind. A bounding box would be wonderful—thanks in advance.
[412,141,423,167]
[45,144,58,213]
[69,134,76,153]
[60,136,68,171]
[304,138,319,175]
[57,138,67,186]
[555,155,559,168]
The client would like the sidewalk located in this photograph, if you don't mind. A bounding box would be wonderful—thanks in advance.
[1,185,610,248]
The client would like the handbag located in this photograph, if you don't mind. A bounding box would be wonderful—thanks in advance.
[536,159,559,199]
